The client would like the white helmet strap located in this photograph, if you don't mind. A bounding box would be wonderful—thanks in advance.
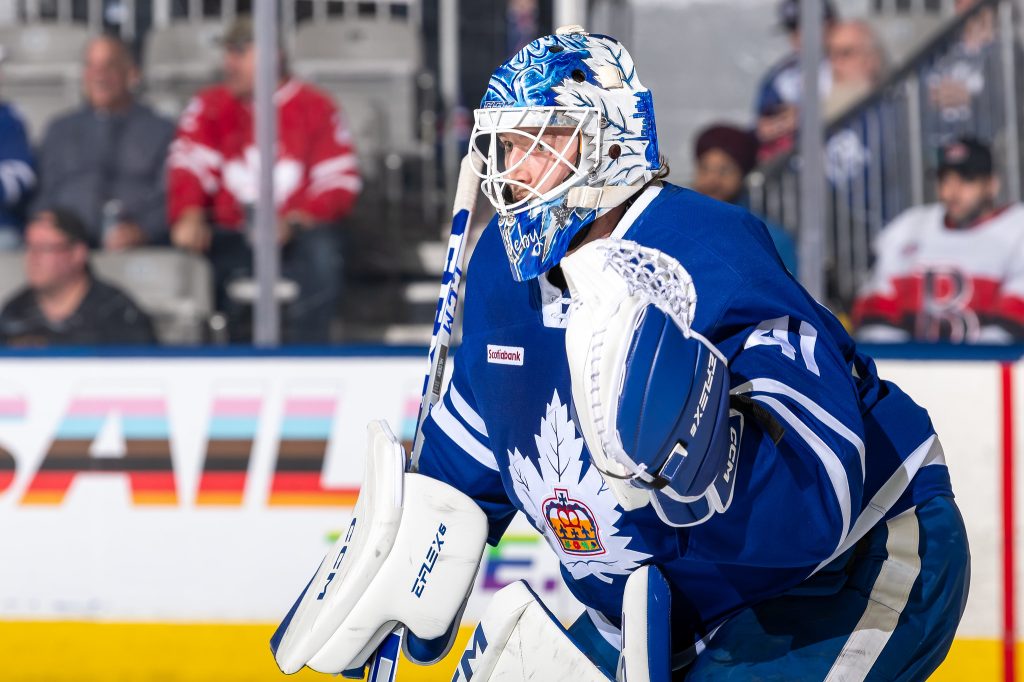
[567,183,646,210]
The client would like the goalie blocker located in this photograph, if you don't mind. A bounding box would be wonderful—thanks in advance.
[271,421,488,675]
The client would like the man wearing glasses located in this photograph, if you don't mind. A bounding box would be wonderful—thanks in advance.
[0,208,156,346]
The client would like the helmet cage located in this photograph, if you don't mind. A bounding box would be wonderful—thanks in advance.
[471,106,602,218]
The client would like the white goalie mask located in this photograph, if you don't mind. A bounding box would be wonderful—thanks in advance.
[470,26,661,282]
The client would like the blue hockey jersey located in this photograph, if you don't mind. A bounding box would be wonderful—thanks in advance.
[0,102,35,235]
[418,182,952,648]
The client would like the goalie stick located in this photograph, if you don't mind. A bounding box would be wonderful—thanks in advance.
[365,153,483,681]
[411,152,483,469]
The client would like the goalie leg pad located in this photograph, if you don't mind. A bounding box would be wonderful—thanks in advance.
[618,565,672,682]
[271,420,488,675]
[453,581,613,682]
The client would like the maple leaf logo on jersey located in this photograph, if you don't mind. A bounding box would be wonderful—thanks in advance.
[509,390,650,583]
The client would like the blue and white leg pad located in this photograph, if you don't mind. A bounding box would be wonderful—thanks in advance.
[452,581,613,681]
[270,420,488,675]
[452,566,672,682]
[618,565,672,682]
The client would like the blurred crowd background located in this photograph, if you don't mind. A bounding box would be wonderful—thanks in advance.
[0,0,1020,347]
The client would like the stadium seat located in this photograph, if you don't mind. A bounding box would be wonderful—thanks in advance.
[0,252,23,306]
[291,19,420,64]
[91,248,214,345]
[291,19,421,165]
[0,24,89,71]
[0,248,214,345]
[143,21,224,117]
[0,24,90,140]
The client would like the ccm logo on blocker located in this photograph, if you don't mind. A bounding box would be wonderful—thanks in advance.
[487,345,525,366]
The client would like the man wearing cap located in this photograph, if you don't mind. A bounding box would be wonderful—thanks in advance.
[692,123,798,274]
[754,0,837,163]
[853,136,1024,343]
[167,15,361,343]
[0,208,156,346]
[34,35,175,250]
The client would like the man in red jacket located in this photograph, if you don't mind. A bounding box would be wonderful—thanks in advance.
[167,16,361,343]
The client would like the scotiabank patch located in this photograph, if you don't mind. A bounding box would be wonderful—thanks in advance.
[487,344,524,366]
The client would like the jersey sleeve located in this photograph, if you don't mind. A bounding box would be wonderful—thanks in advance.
[283,97,361,223]
[166,94,223,224]
[0,108,36,211]
[688,312,867,568]
[417,358,517,545]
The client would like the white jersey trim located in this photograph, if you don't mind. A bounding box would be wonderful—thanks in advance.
[734,378,866,478]
[431,400,499,471]
[449,384,489,438]
[824,506,921,682]
[0,159,34,204]
[310,154,358,179]
[814,435,941,573]
[308,174,363,197]
[610,182,663,240]
[752,394,852,550]
[585,606,622,651]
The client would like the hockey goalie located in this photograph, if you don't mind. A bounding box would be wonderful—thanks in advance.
[271,25,969,682]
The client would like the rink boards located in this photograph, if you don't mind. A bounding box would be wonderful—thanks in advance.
[0,348,1015,680]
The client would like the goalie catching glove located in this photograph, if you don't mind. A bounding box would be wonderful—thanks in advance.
[562,239,741,527]
[270,421,488,675]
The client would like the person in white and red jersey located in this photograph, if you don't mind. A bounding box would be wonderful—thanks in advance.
[167,15,361,343]
[853,136,1024,343]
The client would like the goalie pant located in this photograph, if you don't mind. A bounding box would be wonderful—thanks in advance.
[418,182,969,679]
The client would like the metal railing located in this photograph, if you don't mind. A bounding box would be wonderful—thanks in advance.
[749,0,1020,310]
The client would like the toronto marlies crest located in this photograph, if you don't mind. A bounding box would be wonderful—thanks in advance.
[509,390,650,583]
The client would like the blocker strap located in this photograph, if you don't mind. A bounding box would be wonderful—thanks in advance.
[567,184,645,210]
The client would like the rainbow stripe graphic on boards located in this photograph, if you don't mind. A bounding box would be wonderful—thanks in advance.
[21,397,177,506]
[196,396,262,506]
[0,393,24,493]
[268,396,357,506]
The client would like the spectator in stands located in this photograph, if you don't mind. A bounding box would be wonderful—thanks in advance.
[0,208,156,346]
[823,20,888,185]
[926,0,1000,143]
[692,123,798,275]
[824,19,886,120]
[0,54,36,250]
[33,35,175,250]
[754,0,837,163]
[167,16,361,344]
[853,137,1024,343]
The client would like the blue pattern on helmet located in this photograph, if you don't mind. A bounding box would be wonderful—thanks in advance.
[634,91,660,168]
[481,36,595,109]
